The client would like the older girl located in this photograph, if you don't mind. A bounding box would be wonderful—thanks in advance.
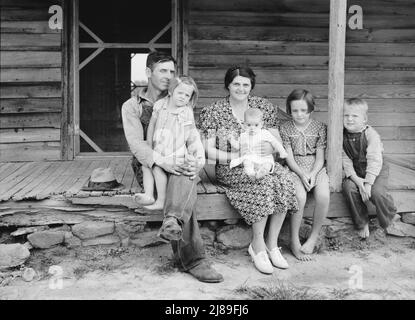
[280,89,330,261]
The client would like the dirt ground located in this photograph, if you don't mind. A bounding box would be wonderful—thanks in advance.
[1,221,414,301]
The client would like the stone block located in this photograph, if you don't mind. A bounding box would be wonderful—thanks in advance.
[63,232,82,248]
[216,225,252,249]
[0,244,30,269]
[27,231,65,249]
[72,221,114,240]
[82,235,121,247]
[402,213,415,225]
[129,231,166,248]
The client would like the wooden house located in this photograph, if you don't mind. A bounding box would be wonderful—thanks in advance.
[1,0,415,226]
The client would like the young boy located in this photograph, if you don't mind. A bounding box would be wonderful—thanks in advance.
[342,98,397,239]
[229,108,287,179]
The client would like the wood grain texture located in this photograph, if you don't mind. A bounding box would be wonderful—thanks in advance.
[0,68,62,83]
[0,128,60,143]
[0,142,60,162]
[1,51,61,68]
[0,113,61,129]
[1,33,61,50]
[0,98,62,114]
[0,84,61,98]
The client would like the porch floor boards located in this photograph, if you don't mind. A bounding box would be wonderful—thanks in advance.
[0,158,224,202]
[0,157,415,225]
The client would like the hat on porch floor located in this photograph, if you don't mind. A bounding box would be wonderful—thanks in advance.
[81,167,124,191]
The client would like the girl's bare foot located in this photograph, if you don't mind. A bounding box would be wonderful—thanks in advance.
[144,200,164,211]
[300,238,317,255]
[290,242,312,261]
[357,224,370,239]
[134,193,155,205]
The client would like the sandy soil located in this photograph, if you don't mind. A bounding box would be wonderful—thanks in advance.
[1,227,414,300]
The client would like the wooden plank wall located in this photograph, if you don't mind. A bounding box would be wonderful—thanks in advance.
[187,0,415,156]
[0,0,63,161]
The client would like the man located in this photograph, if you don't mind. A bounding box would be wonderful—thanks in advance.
[121,51,223,283]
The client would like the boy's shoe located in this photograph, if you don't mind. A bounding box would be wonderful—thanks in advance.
[187,262,224,283]
[157,217,182,242]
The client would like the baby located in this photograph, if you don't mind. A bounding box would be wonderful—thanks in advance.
[229,108,287,179]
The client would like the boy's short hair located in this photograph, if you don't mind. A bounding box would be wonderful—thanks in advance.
[344,98,368,115]
[286,89,315,115]
[244,108,263,121]
[146,51,176,71]
[224,66,256,90]
[169,75,199,108]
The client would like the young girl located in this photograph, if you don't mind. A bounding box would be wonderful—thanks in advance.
[280,89,330,261]
[134,76,205,210]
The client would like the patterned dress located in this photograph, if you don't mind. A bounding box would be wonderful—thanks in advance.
[279,119,329,188]
[197,96,298,225]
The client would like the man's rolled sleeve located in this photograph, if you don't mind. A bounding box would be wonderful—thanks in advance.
[121,98,162,168]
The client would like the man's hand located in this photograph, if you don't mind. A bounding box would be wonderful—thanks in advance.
[180,157,203,180]
[155,159,183,176]
[363,183,372,201]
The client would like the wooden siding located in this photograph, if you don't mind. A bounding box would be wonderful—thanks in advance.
[0,0,63,161]
[187,0,415,156]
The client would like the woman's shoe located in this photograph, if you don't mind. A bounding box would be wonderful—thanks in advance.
[266,246,289,269]
[248,244,274,274]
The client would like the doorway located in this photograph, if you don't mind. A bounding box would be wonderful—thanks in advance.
[72,0,179,156]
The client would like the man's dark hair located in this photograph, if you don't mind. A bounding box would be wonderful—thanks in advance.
[146,51,176,71]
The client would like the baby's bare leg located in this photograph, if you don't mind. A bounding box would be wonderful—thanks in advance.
[134,166,155,205]
[243,160,256,179]
[255,163,273,179]
[144,166,168,210]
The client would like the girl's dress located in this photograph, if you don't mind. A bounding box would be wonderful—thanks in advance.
[151,96,204,165]
[198,95,298,225]
[279,119,329,188]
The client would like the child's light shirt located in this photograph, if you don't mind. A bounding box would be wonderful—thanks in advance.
[151,96,205,166]
[229,129,277,168]
[342,125,383,185]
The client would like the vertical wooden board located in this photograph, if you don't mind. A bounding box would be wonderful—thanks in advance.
[327,0,347,192]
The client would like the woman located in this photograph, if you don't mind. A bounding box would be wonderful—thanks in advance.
[198,66,298,274]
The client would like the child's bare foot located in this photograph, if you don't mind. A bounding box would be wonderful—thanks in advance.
[290,242,312,261]
[144,200,164,211]
[357,224,370,239]
[300,238,317,255]
[134,193,155,205]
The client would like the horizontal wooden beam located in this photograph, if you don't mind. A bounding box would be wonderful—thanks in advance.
[79,43,172,49]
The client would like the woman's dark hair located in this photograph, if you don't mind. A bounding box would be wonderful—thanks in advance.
[224,66,256,90]
[285,89,316,115]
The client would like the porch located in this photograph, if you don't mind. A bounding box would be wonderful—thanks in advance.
[1,157,415,228]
